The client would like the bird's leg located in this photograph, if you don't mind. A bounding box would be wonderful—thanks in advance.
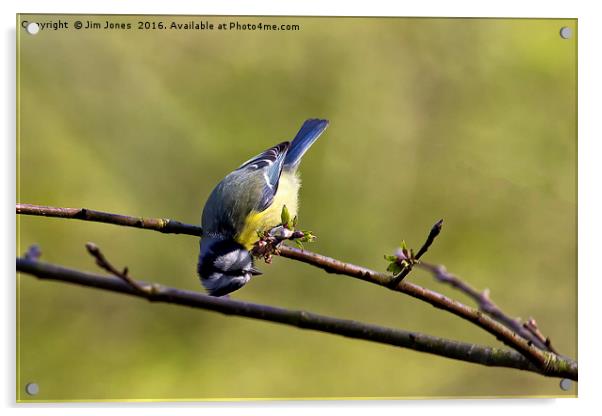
[251,227,290,264]
[252,206,316,263]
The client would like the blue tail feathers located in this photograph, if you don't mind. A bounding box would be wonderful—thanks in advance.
[283,119,329,170]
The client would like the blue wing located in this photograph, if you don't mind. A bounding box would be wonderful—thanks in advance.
[283,119,329,171]
[237,141,290,211]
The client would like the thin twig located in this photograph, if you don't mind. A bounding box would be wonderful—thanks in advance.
[24,244,42,261]
[524,318,557,353]
[84,242,153,296]
[15,203,563,370]
[387,219,443,288]
[416,219,444,259]
[15,256,577,380]
[418,262,557,353]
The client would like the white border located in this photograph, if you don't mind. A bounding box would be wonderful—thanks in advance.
[3,1,600,415]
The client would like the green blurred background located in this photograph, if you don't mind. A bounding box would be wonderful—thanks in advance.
[16,15,577,401]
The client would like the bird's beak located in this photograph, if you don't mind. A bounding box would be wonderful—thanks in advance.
[249,267,263,276]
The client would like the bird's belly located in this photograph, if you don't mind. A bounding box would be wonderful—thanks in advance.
[236,172,300,250]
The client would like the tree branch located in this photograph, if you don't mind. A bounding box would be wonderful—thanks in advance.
[16,203,202,236]
[274,245,555,370]
[15,256,577,380]
[418,262,557,353]
[15,203,571,374]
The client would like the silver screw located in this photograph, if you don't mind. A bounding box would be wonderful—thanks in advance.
[25,22,40,35]
[559,378,572,391]
[559,27,572,40]
[25,382,39,396]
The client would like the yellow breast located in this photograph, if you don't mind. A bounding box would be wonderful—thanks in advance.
[235,171,301,250]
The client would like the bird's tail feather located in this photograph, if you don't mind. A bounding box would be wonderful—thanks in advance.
[283,119,329,170]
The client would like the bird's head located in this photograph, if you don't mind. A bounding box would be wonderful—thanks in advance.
[197,238,262,297]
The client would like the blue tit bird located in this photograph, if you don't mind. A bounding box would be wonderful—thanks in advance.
[197,119,329,297]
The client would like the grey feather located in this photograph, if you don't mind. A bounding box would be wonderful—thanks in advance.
[201,142,289,239]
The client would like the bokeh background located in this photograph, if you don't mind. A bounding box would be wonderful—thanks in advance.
[16,15,576,400]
